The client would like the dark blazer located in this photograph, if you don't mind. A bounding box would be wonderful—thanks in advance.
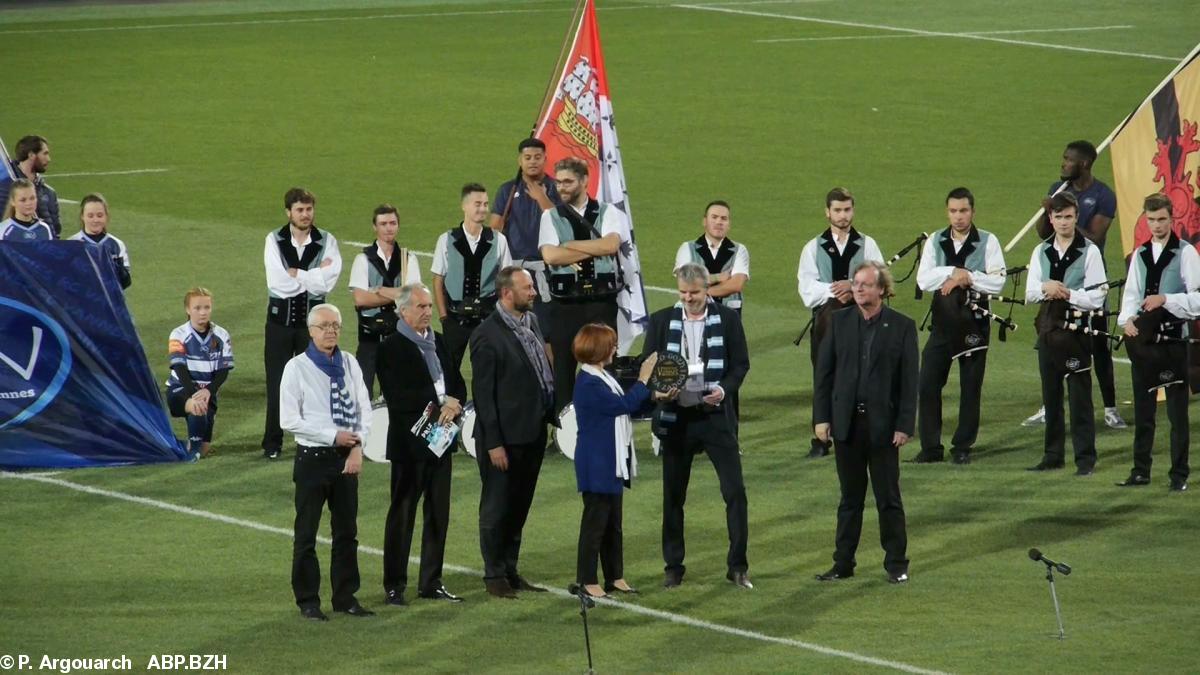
[469,310,555,452]
[640,302,750,431]
[375,330,467,461]
[813,305,919,446]
[573,370,652,494]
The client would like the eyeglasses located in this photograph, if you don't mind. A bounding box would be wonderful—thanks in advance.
[314,322,342,333]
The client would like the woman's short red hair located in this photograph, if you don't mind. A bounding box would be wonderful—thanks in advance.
[572,323,617,365]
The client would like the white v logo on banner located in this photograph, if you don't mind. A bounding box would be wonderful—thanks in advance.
[0,327,43,380]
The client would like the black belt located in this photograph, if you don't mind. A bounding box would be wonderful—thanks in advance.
[296,445,348,460]
[269,295,323,328]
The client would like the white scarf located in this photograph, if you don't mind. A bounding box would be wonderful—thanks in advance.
[581,364,637,481]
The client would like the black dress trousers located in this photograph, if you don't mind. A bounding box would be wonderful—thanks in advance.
[292,447,361,611]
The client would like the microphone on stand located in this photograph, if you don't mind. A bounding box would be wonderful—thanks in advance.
[1029,548,1072,575]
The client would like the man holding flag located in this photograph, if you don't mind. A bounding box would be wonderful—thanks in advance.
[0,135,61,237]
[489,138,560,327]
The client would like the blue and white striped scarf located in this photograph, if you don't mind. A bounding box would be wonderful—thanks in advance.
[304,342,360,431]
[659,300,724,427]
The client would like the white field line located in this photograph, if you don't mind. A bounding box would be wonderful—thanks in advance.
[4,472,949,675]
[341,240,676,294]
[757,24,1133,43]
[52,168,170,178]
[675,4,1178,61]
[0,4,658,36]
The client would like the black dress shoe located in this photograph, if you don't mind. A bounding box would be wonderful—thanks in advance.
[418,585,464,603]
[300,606,329,621]
[1170,479,1188,492]
[727,571,753,589]
[951,451,971,465]
[604,583,639,595]
[1074,466,1095,477]
[807,438,830,458]
[908,450,944,464]
[508,575,548,592]
[1027,460,1065,472]
[887,571,909,584]
[336,602,375,617]
[1116,474,1150,487]
[485,578,517,599]
[384,589,407,606]
[663,569,683,588]
[815,567,854,582]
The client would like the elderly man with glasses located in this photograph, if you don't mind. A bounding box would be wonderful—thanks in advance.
[280,304,373,621]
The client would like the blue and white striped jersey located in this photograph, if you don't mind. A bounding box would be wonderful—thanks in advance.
[68,230,131,269]
[0,217,54,241]
[166,322,234,388]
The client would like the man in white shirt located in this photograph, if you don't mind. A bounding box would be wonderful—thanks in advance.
[539,157,630,412]
[280,304,372,621]
[348,203,422,397]
[1024,192,1108,475]
[432,183,513,376]
[1115,193,1200,492]
[263,188,342,460]
[673,200,750,313]
[797,187,884,457]
[912,187,1006,465]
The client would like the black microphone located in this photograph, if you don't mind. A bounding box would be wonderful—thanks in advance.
[1029,548,1071,575]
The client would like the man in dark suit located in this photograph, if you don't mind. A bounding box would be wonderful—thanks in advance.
[642,262,752,590]
[376,284,467,606]
[813,260,918,584]
[469,267,557,598]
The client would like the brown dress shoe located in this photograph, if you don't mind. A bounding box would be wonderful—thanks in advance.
[508,575,548,592]
[485,578,517,599]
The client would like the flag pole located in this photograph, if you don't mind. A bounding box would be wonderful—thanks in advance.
[1004,41,1200,253]
[497,0,587,231]
[532,0,587,136]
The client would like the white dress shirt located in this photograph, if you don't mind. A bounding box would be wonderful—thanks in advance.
[537,201,628,253]
[1118,240,1200,325]
[279,350,371,448]
[1024,237,1107,310]
[916,229,1006,294]
[677,310,710,408]
[430,226,513,277]
[264,229,343,297]
[796,230,883,308]
[672,237,751,277]
[347,244,421,290]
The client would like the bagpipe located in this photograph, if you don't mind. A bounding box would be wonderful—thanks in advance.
[927,286,1021,360]
[1034,299,1123,376]
[1122,307,1199,393]
[794,233,928,348]
[919,263,1025,345]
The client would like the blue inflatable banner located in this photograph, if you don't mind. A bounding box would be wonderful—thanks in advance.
[0,241,188,469]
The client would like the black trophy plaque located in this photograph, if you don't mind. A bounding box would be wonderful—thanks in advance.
[649,351,689,392]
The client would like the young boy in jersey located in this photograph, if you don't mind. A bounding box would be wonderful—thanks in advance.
[67,193,132,289]
[0,179,54,241]
[166,288,235,458]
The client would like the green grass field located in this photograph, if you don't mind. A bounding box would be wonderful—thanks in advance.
[2,1,1199,672]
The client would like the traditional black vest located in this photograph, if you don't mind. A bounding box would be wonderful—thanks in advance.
[268,225,329,328]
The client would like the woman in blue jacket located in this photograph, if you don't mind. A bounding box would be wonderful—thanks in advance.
[569,323,663,599]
